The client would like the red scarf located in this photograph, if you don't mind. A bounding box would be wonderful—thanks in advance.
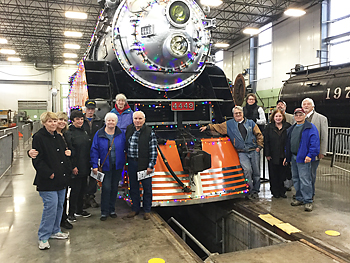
[115,104,130,114]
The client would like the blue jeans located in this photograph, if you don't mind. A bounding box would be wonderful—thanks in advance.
[38,189,66,241]
[311,160,319,196]
[101,165,122,216]
[291,154,313,204]
[128,158,152,213]
[238,151,260,193]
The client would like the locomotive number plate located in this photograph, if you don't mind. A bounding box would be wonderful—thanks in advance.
[171,101,195,111]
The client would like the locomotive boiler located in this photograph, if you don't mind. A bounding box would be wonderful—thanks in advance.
[77,0,249,207]
[279,62,350,127]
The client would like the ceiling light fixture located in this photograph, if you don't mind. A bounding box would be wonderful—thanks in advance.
[8,57,21,62]
[214,43,229,48]
[243,28,259,35]
[0,49,16,54]
[64,43,80,49]
[0,38,8,44]
[284,8,306,17]
[65,11,88,19]
[64,31,83,38]
[200,0,223,7]
[64,60,77,64]
[64,53,78,58]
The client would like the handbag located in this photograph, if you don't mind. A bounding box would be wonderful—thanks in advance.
[97,137,115,185]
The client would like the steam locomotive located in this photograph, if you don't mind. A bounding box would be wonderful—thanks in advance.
[75,0,249,206]
[280,62,350,127]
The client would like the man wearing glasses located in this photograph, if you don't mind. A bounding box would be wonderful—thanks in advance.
[283,108,320,212]
[200,106,263,199]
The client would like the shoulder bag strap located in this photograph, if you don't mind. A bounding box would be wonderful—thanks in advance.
[100,137,115,168]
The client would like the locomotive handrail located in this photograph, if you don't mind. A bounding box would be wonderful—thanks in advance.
[128,98,233,102]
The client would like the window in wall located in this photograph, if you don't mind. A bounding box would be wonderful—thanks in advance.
[328,0,350,65]
[257,23,272,80]
[215,50,224,70]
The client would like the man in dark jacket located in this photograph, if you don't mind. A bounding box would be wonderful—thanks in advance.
[284,108,320,212]
[125,111,157,220]
[82,100,104,208]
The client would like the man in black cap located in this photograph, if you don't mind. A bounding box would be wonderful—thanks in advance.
[83,99,104,208]
[276,100,295,125]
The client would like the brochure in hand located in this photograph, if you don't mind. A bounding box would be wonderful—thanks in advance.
[90,168,105,182]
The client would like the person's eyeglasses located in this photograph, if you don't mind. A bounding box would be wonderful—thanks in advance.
[234,112,242,115]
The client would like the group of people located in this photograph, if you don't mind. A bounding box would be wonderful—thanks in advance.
[30,90,328,250]
[31,94,157,250]
[201,94,328,213]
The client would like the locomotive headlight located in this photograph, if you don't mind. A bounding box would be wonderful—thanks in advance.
[170,35,188,56]
[163,33,190,58]
[167,1,190,27]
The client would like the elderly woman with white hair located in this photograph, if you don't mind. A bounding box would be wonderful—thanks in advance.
[110,93,133,133]
[90,112,126,221]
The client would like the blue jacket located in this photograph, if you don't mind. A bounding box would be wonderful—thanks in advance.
[226,118,261,151]
[285,121,320,163]
[90,126,126,171]
[110,107,133,133]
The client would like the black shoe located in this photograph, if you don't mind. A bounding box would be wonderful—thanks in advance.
[90,197,100,208]
[100,215,107,221]
[251,192,259,199]
[272,195,280,198]
[75,211,91,218]
[280,194,287,198]
[67,214,77,223]
[110,213,117,218]
[83,202,91,209]
[61,219,73,229]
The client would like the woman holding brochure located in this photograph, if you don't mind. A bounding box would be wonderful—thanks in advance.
[90,113,126,221]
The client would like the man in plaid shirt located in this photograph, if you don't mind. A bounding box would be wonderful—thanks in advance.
[125,111,157,220]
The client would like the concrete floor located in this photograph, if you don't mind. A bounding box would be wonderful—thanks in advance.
[1,143,350,263]
[207,242,340,263]
[0,144,202,263]
[205,159,350,263]
[234,158,350,262]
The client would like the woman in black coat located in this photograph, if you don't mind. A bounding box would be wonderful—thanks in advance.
[264,109,291,198]
[29,112,73,230]
[65,110,92,222]
[32,112,71,250]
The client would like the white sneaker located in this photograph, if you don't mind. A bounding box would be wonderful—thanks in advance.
[50,231,69,239]
[38,240,50,250]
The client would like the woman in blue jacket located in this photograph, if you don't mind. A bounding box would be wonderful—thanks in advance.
[110,93,133,133]
[90,113,126,220]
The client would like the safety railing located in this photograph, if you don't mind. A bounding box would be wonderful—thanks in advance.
[327,127,350,155]
[0,133,13,179]
[330,132,350,173]
[32,121,42,135]
[167,217,217,258]
[22,123,32,146]
[3,126,19,151]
